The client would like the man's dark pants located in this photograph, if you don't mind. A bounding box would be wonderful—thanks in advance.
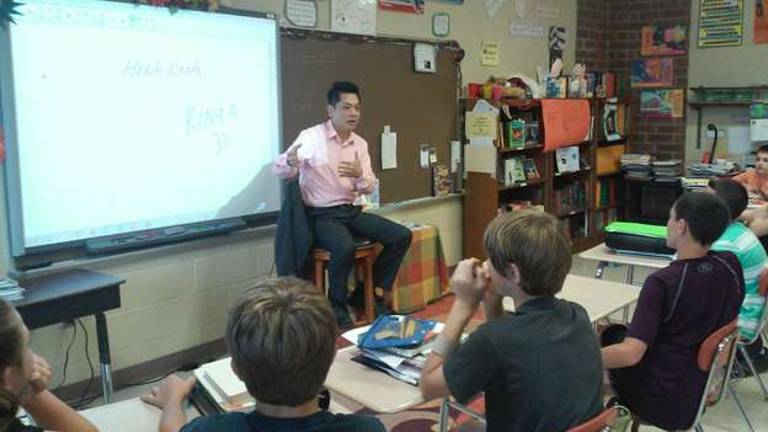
[310,204,412,310]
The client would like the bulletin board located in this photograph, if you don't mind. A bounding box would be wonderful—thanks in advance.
[281,30,461,204]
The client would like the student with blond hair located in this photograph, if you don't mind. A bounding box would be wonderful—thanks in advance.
[142,277,384,432]
[0,299,98,432]
[419,210,603,432]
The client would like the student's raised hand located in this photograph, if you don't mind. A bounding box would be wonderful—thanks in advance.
[140,375,196,409]
[338,151,363,178]
[450,258,489,308]
[27,354,52,396]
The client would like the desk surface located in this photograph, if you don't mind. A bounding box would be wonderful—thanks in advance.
[325,346,424,414]
[579,244,671,270]
[14,268,124,330]
[503,274,639,323]
[326,274,640,414]
[79,398,200,432]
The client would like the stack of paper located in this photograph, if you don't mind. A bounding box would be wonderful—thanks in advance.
[680,177,711,192]
[687,163,737,177]
[0,278,24,302]
[621,153,653,180]
[194,357,253,412]
[652,160,682,183]
[342,319,447,387]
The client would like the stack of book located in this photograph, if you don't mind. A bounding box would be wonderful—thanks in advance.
[194,357,253,414]
[621,153,653,180]
[342,316,446,386]
[0,278,23,302]
[652,160,682,183]
[687,163,737,177]
[680,177,710,192]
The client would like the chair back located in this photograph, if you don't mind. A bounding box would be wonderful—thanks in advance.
[690,319,739,427]
[754,268,768,342]
[566,407,618,432]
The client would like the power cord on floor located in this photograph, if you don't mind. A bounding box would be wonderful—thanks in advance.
[70,319,98,410]
[54,323,78,391]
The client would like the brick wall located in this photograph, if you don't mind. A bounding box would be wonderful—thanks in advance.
[577,0,691,160]
[576,0,609,72]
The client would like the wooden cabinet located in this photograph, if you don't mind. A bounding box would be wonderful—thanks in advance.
[462,97,629,259]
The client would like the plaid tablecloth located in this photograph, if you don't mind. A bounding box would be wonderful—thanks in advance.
[391,224,449,313]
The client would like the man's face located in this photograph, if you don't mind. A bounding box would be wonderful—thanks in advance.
[328,93,361,134]
[756,151,768,175]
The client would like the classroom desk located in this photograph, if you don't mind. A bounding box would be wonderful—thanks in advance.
[79,397,200,432]
[579,243,671,285]
[325,275,640,416]
[504,274,640,325]
[15,269,124,403]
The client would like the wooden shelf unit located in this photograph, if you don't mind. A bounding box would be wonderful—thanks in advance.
[462,98,628,259]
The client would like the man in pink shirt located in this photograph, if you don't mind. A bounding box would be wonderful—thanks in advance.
[274,81,412,327]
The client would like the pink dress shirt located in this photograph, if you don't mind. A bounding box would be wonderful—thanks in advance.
[273,120,378,208]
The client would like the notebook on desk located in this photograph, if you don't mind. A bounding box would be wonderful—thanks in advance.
[193,357,254,413]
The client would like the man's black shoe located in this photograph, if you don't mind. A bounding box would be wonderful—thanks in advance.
[348,283,366,309]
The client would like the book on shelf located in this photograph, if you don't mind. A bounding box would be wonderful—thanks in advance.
[523,158,540,180]
[524,123,540,146]
[504,157,526,186]
[555,146,580,174]
[506,118,526,149]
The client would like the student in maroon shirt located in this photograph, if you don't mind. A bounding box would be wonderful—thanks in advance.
[601,192,744,430]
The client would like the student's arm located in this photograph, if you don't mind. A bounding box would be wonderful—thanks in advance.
[21,355,98,432]
[24,391,98,432]
[420,259,487,401]
[140,375,197,432]
[601,337,647,369]
[601,276,662,370]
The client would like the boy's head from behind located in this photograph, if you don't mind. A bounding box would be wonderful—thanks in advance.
[667,192,730,249]
[707,178,748,222]
[226,277,337,407]
[483,210,572,297]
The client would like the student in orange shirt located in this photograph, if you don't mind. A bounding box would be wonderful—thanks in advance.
[733,144,768,199]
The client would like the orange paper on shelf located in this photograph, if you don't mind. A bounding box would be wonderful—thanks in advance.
[541,99,590,152]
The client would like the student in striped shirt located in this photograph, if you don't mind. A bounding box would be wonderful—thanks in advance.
[709,178,768,363]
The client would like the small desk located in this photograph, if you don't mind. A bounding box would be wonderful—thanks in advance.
[325,275,640,414]
[505,274,640,326]
[15,269,124,403]
[579,243,671,284]
[325,346,424,414]
[80,397,199,431]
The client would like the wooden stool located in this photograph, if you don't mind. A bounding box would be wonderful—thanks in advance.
[312,239,376,325]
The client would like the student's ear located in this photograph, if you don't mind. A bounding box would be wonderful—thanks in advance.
[676,218,688,237]
[506,263,522,286]
[326,104,334,118]
[1,366,14,389]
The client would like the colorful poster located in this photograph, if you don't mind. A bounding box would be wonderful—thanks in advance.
[639,89,684,119]
[641,25,686,56]
[756,0,768,44]
[698,0,743,48]
[630,58,674,88]
[378,0,424,14]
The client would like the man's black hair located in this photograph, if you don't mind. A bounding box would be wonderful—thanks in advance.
[327,81,360,107]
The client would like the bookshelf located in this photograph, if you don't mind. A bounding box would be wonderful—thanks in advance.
[462,97,629,259]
